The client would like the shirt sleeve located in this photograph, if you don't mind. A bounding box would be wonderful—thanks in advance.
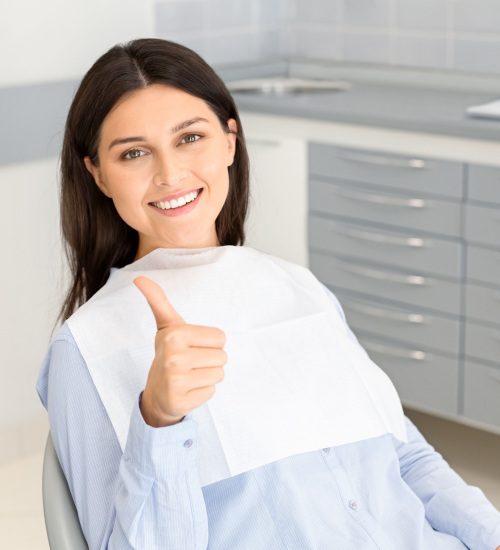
[45,334,209,550]
[395,417,500,550]
[320,283,500,550]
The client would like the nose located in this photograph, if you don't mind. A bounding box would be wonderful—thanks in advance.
[152,151,188,187]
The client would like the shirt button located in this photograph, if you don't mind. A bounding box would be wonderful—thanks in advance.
[348,499,358,511]
[183,439,193,449]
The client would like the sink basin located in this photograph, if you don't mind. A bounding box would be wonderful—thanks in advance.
[226,77,351,95]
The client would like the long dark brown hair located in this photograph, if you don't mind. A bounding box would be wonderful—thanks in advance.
[57,38,249,326]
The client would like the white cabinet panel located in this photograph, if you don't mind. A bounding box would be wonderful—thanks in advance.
[244,133,308,267]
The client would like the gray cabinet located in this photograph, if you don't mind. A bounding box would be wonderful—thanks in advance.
[463,166,500,429]
[309,144,463,198]
[307,142,500,430]
[464,360,500,427]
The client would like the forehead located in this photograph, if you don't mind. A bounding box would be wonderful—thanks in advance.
[100,84,215,140]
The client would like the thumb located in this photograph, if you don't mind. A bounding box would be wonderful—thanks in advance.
[133,276,185,330]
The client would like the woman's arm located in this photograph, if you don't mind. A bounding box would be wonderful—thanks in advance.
[395,416,500,550]
[45,332,208,549]
[320,283,500,549]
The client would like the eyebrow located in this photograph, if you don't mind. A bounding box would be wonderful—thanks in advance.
[107,116,210,150]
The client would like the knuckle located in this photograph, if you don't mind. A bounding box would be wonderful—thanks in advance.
[165,353,182,370]
[164,327,185,347]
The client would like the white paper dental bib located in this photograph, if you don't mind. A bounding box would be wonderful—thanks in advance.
[67,245,408,487]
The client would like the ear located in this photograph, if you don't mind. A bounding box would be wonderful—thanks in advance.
[83,156,112,198]
[226,118,238,167]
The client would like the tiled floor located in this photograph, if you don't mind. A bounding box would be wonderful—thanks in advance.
[1,408,499,549]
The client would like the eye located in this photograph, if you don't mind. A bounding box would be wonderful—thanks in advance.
[122,148,147,160]
[180,133,201,145]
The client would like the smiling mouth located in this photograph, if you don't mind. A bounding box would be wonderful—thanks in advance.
[148,188,203,210]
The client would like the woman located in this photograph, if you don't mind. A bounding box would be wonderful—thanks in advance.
[37,38,500,549]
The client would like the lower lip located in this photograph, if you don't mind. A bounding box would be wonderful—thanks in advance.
[149,188,203,217]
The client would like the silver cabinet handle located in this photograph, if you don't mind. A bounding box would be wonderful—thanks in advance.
[336,149,427,169]
[336,226,426,248]
[333,187,427,209]
[344,301,426,324]
[362,340,428,361]
[339,263,427,286]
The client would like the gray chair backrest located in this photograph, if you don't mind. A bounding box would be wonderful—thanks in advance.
[42,432,88,549]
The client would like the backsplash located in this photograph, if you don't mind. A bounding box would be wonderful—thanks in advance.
[154,0,289,65]
[155,0,500,74]
[290,0,500,74]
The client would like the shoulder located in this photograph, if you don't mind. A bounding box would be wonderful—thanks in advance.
[52,322,79,346]
[36,322,86,408]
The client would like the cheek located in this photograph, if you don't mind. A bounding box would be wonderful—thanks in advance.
[103,168,148,223]
[194,144,231,186]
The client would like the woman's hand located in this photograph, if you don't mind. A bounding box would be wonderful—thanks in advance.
[133,276,227,428]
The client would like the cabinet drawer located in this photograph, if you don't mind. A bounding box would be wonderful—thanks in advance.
[310,252,461,316]
[356,333,458,415]
[309,179,461,238]
[309,216,462,280]
[335,291,460,357]
[464,360,500,428]
[465,203,500,248]
[466,283,500,326]
[467,244,500,287]
[465,321,500,365]
[309,143,463,199]
[468,165,500,205]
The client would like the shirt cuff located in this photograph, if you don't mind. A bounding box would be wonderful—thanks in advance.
[122,391,199,479]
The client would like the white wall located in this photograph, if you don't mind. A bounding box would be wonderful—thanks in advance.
[0,0,155,464]
[0,159,62,461]
[1,0,155,86]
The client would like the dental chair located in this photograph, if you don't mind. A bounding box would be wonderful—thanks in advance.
[42,432,88,549]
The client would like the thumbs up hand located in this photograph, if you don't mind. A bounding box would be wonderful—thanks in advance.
[133,276,227,428]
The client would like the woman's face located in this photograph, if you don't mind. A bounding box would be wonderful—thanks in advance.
[84,84,237,260]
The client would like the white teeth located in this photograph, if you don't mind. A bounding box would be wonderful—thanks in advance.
[152,189,199,210]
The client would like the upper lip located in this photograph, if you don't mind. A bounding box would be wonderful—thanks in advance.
[149,187,202,204]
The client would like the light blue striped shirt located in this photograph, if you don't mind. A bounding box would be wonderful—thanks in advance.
[37,284,500,550]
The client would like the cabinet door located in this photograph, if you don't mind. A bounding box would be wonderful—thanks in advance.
[309,178,461,238]
[464,360,500,429]
[468,165,500,205]
[334,290,460,356]
[309,215,462,280]
[309,143,464,199]
[466,283,500,326]
[465,203,500,248]
[244,135,307,267]
[465,321,500,365]
[467,244,500,287]
[355,333,459,416]
[310,251,462,316]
